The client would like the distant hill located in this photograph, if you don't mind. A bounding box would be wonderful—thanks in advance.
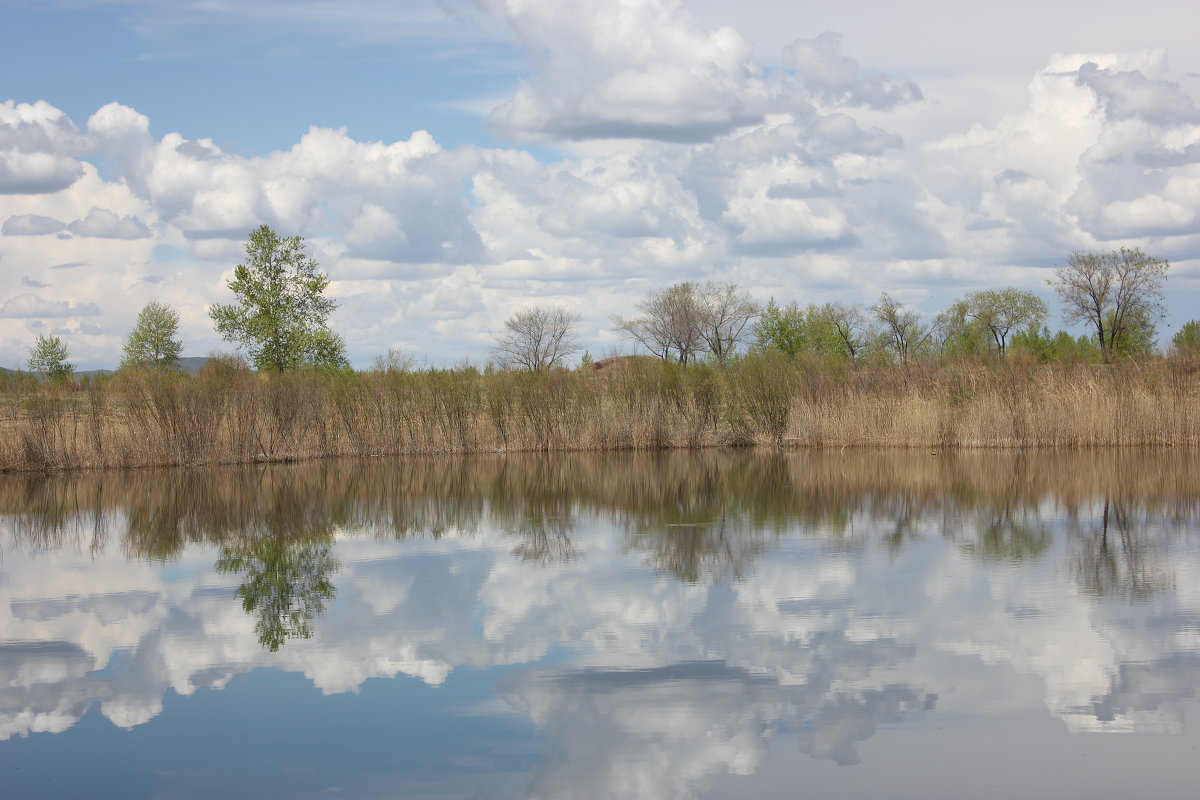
[1,357,211,379]
[179,356,210,375]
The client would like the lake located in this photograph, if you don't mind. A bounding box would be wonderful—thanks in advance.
[1,449,1198,799]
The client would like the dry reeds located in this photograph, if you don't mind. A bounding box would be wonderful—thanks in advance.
[0,354,1197,472]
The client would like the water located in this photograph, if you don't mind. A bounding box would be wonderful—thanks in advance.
[1,450,1198,799]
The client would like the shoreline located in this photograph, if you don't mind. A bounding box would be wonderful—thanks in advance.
[2,355,1197,473]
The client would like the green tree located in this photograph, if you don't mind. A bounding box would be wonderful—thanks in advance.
[1049,248,1169,362]
[755,300,849,360]
[1009,326,1101,363]
[1109,306,1157,359]
[937,288,1047,358]
[215,536,339,652]
[209,225,345,371]
[27,334,74,383]
[935,301,991,358]
[755,299,807,358]
[1170,320,1200,354]
[822,302,869,362]
[121,301,183,371]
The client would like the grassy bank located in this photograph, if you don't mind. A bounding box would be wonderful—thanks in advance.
[1,354,1197,471]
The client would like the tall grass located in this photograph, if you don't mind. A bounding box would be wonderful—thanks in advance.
[1,353,1197,471]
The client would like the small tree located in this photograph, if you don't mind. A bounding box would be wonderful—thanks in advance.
[755,300,807,358]
[822,302,869,362]
[694,282,759,365]
[755,300,844,360]
[209,225,345,371]
[121,302,183,371]
[1049,248,1169,362]
[614,283,704,364]
[28,334,74,383]
[492,306,582,371]
[871,292,929,364]
[939,288,1047,358]
[616,281,757,365]
[1172,320,1200,354]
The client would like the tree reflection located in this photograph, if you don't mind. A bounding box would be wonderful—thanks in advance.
[215,535,339,651]
[959,506,1051,563]
[1072,497,1174,601]
[509,514,577,565]
[627,514,767,583]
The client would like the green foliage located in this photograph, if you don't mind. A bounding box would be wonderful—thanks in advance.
[216,536,339,652]
[1008,326,1101,363]
[755,300,805,358]
[936,301,992,358]
[1170,320,1200,354]
[27,335,74,383]
[1109,306,1158,359]
[754,300,853,361]
[937,288,1047,359]
[209,225,346,372]
[306,327,352,373]
[121,301,183,371]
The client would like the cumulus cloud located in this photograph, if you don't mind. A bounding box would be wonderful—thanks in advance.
[0,293,101,318]
[3,31,1200,368]
[67,207,152,240]
[779,31,922,110]
[476,1,923,145]
[0,100,88,194]
[1076,61,1200,125]
[2,213,66,236]
[482,0,772,142]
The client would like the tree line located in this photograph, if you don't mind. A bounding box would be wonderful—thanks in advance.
[496,246,1193,370]
[17,227,1200,383]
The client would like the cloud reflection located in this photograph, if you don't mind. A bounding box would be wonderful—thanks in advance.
[0,450,1198,796]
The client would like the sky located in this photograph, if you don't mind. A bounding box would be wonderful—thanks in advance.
[2,0,1199,369]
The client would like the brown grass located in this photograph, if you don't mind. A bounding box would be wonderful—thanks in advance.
[0,354,1197,472]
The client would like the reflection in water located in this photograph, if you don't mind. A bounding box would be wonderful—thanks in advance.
[1,450,1199,798]
[215,536,339,652]
[1071,497,1175,601]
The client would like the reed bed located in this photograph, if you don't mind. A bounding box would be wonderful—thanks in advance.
[1,354,1197,472]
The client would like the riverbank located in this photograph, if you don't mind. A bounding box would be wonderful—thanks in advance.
[1,355,1197,471]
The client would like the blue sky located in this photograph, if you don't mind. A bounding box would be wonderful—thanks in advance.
[2,0,1199,368]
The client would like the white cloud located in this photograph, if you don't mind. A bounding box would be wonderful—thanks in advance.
[0,294,101,318]
[0,100,89,195]
[779,32,922,111]
[67,207,153,240]
[482,0,774,143]
[2,213,66,236]
[3,24,1200,368]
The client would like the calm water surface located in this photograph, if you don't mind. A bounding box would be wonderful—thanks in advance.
[1,450,1198,799]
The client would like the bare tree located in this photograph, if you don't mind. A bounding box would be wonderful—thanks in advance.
[492,306,582,371]
[616,281,758,365]
[614,283,704,364]
[695,281,760,365]
[1049,248,1169,361]
[871,292,929,364]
